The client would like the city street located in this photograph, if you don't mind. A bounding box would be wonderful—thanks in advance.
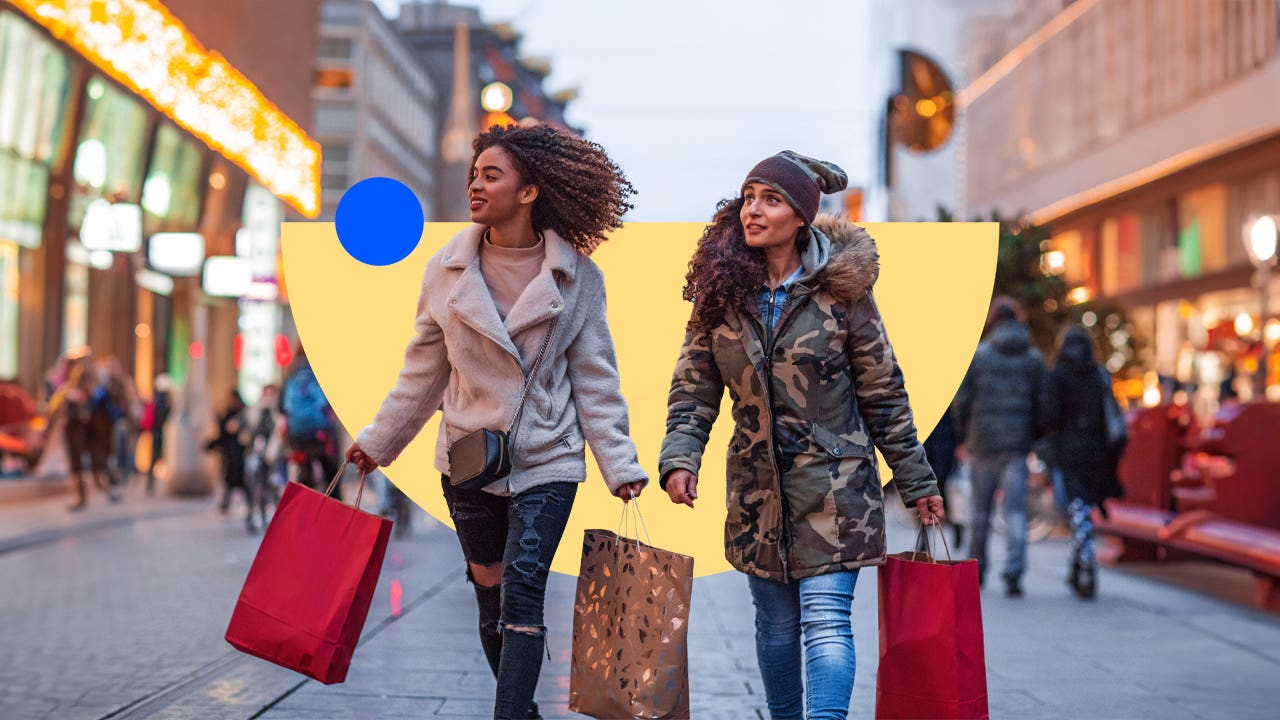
[1,481,1277,720]
[3,1,1280,718]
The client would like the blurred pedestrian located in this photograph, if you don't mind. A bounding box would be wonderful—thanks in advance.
[143,374,173,494]
[281,346,341,500]
[659,151,943,719]
[1041,325,1126,599]
[32,352,75,480]
[207,389,251,527]
[96,357,140,490]
[952,296,1046,596]
[244,384,284,532]
[43,352,70,400]
[48,351,115,510]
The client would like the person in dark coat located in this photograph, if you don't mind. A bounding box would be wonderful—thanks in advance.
[207,389,250,528]
[1041,325,1125,599]
[144,374,173,495]
[922,408,963,548]
[952,296,1046,596]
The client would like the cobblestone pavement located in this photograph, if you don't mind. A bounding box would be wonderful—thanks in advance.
[2,481,1278,719]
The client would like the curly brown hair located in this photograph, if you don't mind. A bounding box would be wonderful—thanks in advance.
[469,124,635,254]
[683,197,810,331]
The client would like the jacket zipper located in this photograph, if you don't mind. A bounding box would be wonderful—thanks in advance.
[751,287,811,583]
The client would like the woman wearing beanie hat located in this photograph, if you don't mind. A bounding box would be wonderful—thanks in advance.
[659,151,944,719]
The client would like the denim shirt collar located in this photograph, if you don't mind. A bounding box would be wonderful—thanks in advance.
[759,265,805,332]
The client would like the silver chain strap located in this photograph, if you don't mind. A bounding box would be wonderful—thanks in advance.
[507,312,557,441]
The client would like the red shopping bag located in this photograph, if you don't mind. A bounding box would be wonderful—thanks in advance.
[876,525,989,719]
[225,469,391,684]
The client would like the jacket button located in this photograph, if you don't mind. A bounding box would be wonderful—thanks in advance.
[833,447,843,456]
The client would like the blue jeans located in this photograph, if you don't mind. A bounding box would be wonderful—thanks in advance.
[968,452,1029,582]
[748,570,859,720]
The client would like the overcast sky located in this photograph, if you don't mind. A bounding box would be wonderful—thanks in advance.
[372,0,882,221]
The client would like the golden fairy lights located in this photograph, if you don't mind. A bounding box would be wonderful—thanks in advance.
[12,0,320,217]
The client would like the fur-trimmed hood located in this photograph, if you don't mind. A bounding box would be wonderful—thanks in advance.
[802,213,880,302]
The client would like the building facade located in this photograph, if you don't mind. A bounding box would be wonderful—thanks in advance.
[394,1,575,220]
[313,0,440,221]
[863,0,1016,222]
[0,0,322,488]
[961,0,1280,410]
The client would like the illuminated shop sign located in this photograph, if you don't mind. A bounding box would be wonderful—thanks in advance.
[148,232,204,276]
[12,0,321,217]
[202,255,252,297]
[79,200,142,252]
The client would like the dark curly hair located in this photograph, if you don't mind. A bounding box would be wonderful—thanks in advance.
[683,197,810,331]
[469,123,635,254]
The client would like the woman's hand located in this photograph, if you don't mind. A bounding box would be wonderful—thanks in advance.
[615,481,646,503]
[345,442,379,475]
[665,470,699,508]
[915,495,946,525]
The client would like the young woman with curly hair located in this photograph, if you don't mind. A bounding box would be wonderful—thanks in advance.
[346,123,647,720]
[659,151,945,719]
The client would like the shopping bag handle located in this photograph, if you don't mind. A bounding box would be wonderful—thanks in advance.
[615,493,653,547]
[911,514,952,563]
[326,461,370,509]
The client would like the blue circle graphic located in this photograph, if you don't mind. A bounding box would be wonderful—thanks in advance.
[335,177,424,266]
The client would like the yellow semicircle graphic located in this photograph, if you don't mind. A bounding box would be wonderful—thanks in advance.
[283,221,998,576]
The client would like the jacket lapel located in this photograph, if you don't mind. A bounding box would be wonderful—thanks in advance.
[442,226,520,360]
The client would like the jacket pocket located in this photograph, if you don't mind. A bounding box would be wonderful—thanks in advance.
[809,422,872,460]
[518,430,580,468]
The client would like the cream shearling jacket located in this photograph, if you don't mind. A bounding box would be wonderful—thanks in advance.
[356,224,647,496]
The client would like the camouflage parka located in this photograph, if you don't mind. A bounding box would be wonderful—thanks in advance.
[658,215,938,582]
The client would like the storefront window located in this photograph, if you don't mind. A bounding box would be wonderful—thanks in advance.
[237,182,283,403]
[1101,214,1142,295]
[142,122,204,232]
[62,243,89,352]
[0,241,17,379]
[1178,220,1202,277]
[0,10,70,249]
[1226,168,1280,268]
[0,153,46,248]
[1048,229,1086,284]
[1178,184,1228,277]
[0,13,71,162]
[1139,204,1174,286]
[71,76,148,207]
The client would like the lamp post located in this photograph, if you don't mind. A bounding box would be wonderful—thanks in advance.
[1244,215,1278,399]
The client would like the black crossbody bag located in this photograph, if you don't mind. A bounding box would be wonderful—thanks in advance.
[447,316,558,491]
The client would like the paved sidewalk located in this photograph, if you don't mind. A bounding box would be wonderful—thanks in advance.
[3,484,1279,719]
[257,520,1280,719]
[0,478,207,556]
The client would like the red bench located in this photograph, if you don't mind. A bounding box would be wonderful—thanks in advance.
[0,382,39,472]
[1097,406,1185,561]
[1097,402,1280,612]
[1159,510,1280,611]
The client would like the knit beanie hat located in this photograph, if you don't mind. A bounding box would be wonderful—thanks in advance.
[741,150,848,225]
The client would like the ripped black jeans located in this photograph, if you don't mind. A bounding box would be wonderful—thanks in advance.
[440,476,578,720]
